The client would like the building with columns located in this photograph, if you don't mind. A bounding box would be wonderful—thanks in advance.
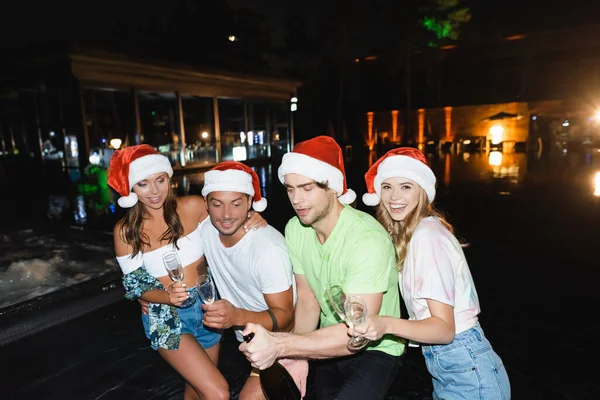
[0,50,301,180]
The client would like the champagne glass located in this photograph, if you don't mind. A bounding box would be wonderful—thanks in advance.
[162,251,195,308]
[325,283,347,321]
[344,295,370,351]
[196,274,216,305]
[325,282,370,351]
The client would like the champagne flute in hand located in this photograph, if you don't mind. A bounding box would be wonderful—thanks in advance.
[344,295,370,351]
[325,282,370,351]
[196,274,216,305]
[325,283,347,321]
[162,251,195,308]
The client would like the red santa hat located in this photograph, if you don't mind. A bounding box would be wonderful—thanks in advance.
[201,161,267,212]
[108,144,174,208]
[363,147,436,206]
[277,135,356,204]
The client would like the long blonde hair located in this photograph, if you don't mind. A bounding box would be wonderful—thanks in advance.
[376,187,453,272]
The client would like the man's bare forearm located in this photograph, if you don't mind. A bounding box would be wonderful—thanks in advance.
[276,323,356,360]
[235,307,293,332]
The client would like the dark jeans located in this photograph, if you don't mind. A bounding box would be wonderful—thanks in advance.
[309,350,402,400]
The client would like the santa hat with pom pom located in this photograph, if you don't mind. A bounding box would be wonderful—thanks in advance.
[201,161,267,212]
[277,135,356,204]
[363,147,436,206]
[108,144,174,208]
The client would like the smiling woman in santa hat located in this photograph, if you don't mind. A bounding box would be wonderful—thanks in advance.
[353,147,511,400]
[108,144,266,399]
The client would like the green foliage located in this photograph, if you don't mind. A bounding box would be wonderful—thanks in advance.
[420,0,472,45]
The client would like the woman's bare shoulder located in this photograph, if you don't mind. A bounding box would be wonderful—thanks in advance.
[179,195,205,208]
[178,195,208,223]
[113,219,133,256]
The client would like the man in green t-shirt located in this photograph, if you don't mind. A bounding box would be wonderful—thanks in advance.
[240,136,405,400]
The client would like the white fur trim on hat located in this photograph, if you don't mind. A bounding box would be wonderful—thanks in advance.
[278,152,352,203]
[128,154,174,190]
[201,169,267,212]
[370,156,436,204]
[337,189,356,205]
[202,169,255,197]
[362,192,380,207]
[118,192,139,208]
[252,198,267,212]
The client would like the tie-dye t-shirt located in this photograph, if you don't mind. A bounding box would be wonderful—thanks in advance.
[399,217,480,335]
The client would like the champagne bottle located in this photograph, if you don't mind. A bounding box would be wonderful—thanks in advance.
[243,333,302,400]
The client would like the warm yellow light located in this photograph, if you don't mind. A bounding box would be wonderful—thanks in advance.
[490,125,504,145]
[489,151,502,166]
[595,111,600,121]
[594,172,600,196]
[201,131,209,139]
[228,35,237,42]
[109,138,122,149]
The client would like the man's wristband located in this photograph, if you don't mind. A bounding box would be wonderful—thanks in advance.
[266,308,279,332]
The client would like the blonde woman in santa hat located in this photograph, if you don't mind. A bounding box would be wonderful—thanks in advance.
[352,147,511,399]
[108,144,266,400]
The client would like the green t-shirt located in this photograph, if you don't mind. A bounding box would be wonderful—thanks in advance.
[285,205,405,357]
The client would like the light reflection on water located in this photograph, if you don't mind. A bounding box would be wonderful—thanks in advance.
[429,151,529,191]
[427,150,600,198]
[47,149,600,225]
[4,148,600,310]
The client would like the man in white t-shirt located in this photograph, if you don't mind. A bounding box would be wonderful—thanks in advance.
[199,161,302,399]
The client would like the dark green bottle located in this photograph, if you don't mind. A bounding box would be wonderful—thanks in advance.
[243,333,301,400]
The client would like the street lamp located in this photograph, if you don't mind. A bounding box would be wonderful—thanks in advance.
[489,125,504,145]
[110,138,123,149]
[201,131,209,139]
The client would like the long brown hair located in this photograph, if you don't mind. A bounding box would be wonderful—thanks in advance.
[119,184,184,257]
[376,188,453,272]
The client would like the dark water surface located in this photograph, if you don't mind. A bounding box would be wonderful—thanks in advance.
[1,149,599,399]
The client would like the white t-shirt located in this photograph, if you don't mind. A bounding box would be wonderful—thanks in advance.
[400,217,480,337]
[200,221,296,342]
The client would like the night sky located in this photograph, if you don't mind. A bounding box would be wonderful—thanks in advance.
[3,0,600,135]
[4,0,600,73]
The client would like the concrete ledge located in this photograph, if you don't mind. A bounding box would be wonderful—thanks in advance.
[0,273,124,347]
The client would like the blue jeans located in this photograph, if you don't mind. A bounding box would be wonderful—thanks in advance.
[141,290,221,350]
[422,323,511,400]
[311,350,402,400]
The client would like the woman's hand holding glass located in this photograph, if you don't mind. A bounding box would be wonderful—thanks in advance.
[348,315,388,342]
[166,282,189,307]
[163,251,195,308]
